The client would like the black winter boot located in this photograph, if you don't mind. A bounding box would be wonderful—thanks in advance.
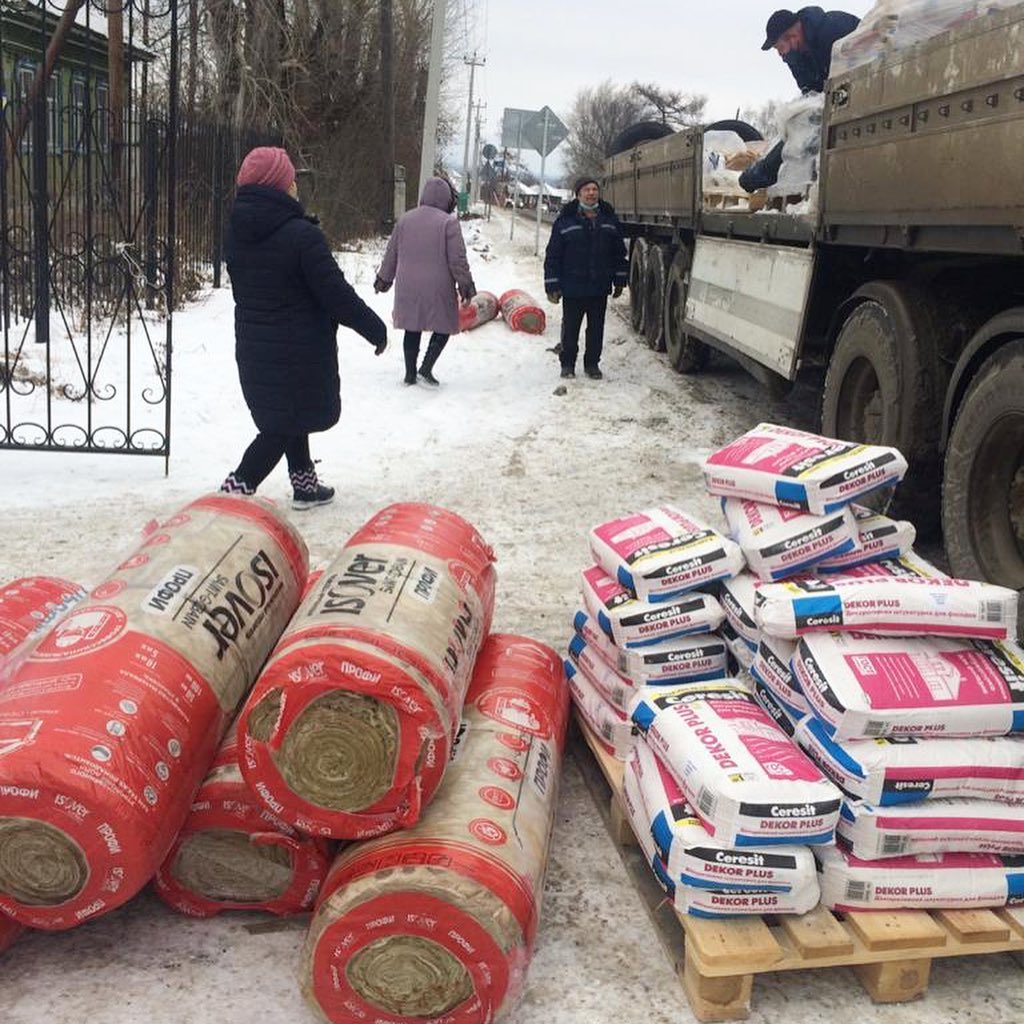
[418,333,448,386]
[220,472,255,495]
[289,466,335,510]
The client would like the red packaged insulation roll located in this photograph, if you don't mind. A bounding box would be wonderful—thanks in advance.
[498,289,547,334]
[0,494,308,930]
[301,634,568,1024]
[458,291,499,332]
[0,576,85,676]
[239,503,497,840]
[155,725,333,917]
[0,913,21,954]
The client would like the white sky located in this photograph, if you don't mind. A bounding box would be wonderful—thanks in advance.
[447,0,875,177]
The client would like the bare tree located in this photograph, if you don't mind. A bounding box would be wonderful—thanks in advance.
[563,80,707,184]
[739,99,783,139]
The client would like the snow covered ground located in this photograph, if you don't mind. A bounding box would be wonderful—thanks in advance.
[2,210,1015,1024]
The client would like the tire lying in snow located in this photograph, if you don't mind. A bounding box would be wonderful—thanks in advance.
[300,634,568,1024]
[238,503,497,840]
[0,494,308,930]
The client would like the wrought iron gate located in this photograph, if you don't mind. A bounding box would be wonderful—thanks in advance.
[0,0,180,463]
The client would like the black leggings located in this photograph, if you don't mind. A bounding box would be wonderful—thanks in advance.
[403,331,449,376]
[234,432,312,490]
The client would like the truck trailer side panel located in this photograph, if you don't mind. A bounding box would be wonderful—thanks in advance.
[685,237,814,381]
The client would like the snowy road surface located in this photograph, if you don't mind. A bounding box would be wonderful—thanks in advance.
[1,212,1012,1024]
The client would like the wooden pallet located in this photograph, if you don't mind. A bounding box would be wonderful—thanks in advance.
[701,189,767,213]
[763,192,806,212]
[572,713,1024,1022]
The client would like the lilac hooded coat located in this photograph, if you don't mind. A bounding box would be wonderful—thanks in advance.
[377,177,475,335]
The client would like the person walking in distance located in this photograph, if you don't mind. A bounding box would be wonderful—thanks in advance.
[544,177,627,380]
[220,146,388,509]
[374,177,476,387]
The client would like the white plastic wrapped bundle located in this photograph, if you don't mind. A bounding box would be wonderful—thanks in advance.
[722,497,856,581]
[750,635,810,722]
[589,506,745,603]
[630,680,841,846]
[815,506,916,572]
[754,574,1018,640]
[792,633,1024,739]
[795,713,1024,805]
[838,796,1024,859]
[829,0,1012,78]
[621,758,820,916]
[580,565,724,647]
[629,738,818,899]
[772,93,824,196]
[816,844,1024,911]
[572,611,729,689]
[565,658,635,759]
[703,423,908,515]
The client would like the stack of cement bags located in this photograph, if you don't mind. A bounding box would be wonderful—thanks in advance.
[703,423,1024,912]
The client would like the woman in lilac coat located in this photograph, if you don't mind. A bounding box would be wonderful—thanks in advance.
[374,177,476,386]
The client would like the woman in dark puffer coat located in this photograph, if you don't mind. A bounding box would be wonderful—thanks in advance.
[220,146,388,509]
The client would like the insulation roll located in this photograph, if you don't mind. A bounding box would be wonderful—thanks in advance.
[239,503,497,840]
[0,494,308,930]
[300,633,568,1024]
[0,576,85,675]
[154,725,333,917]
[458,291,499,332]
[498,289,546,334]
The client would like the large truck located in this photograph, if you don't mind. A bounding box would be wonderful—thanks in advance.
[602,3,1024,594]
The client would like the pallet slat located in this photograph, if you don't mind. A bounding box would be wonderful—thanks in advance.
[845,910,948,952]
[777,904,855,959]
[937,909,1011,944]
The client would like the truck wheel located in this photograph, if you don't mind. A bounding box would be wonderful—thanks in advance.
[820,282,946,535]
[943,338,1024,589]
[663,249,708,373]
[628,238,648,334]
[642,245,667,351]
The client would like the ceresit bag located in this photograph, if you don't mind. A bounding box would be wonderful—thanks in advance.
[572,611,729,688]
[793,633,1024,739]
[750,635,811,722]
[754,575,1018,640]
[816,844,1024,911]
[838,796,1024,859]
[621,761,819,916]
[826,550,947,581]
[629,738,818,897]
[721,622,755,672]
[589,506,744,603]
[815,506,916,572]
[719,572,760,650]
[630,681,842,846]
[581,565,724,647]
[565,658,635,759]
[0,577,85,677]
[795,714,1024,805]
[703,423,908,514]
[566,631,638,713]
[722,497,856,580]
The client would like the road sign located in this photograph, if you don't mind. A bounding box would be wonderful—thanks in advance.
[501,108,535,148]
[482,143,497,160]
[522,106,568,157]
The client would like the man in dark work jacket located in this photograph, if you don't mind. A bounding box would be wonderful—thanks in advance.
[739,7,860,193]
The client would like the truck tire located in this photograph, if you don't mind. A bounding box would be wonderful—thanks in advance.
[820,282,946,536]
[642,245,667,351]
[663,249,709,373]
[628,238,648,333]
[704,119,764,143]
[942,338,1024,590]
[606,121,673,157]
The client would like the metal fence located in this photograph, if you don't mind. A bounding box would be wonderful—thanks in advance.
[0,0,275,465]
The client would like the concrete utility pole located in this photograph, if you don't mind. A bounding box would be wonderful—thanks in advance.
[418,0,446,196]
[471,99,485,205]
[460,52,485,212]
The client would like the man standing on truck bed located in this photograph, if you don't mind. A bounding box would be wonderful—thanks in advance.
[544,177,628,381]
[739,6,860,193]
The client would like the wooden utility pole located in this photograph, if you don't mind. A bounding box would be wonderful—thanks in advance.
[380,0,395,229]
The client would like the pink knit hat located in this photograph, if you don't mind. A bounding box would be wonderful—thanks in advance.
[236,147,295,193]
